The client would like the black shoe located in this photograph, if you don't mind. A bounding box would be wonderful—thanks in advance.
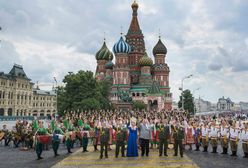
[174,154,177,156]
[115,155,118,158]
[37,157,43,160]
[122,155,125,157]
[100,155,103,159]
[159,154,162,157]
[181,155,183,158]
[105,155,108,158]
[164,154,168,156]
[146,154,149,157]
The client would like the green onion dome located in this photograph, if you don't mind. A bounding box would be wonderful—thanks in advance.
[105,61,114,69]
[139,52,153,66]
[95,41,113,61]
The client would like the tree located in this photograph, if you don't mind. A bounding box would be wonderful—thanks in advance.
[133,101,147,111]
[178,89,195,115]
[57,70,112,115]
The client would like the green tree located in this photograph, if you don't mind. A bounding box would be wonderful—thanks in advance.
[133,101,147,111]
[178,89,195,115]
[57,70,112,115]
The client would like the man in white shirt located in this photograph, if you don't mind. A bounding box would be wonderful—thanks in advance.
[220,120,229,154]
[209,121,219,153]
[241,122,248,158]
[229,122,239,156]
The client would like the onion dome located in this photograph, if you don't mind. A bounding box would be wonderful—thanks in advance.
[131,0,139,9]
[95,41,113,61]
[113,36,131,54]
[139,52,153,66]
[105,61,114,69]
[152,38,167,56]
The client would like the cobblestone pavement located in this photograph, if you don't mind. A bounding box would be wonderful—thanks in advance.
[1,143,248,168]
[52,145,198,168]
[185,144,248,168]
[0,143,80,168]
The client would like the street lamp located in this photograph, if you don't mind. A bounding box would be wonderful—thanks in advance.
[179,74,193,111]
[53,77,58,118]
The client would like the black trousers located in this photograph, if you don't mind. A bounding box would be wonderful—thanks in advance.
[140,138,150,156]
[115,141,125,157]
[174,139,183,156]
[100,142,108,157]
[159,139,168,155]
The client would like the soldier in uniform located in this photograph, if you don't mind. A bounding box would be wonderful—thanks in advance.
[229,122,239,156]
[201,122,210,152]
[113,118,127,158]
[209,121,219,153]
[35,121,48,160]
[220,120,229,154]
[99,122,110,159]
[158,119,170,156]
[241,122,248,158]
[172,121,185,157]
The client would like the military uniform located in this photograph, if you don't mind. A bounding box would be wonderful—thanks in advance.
[172,124,184,157]
[99,127,110,159]
[158,123,170,156]
[113,125,127,158]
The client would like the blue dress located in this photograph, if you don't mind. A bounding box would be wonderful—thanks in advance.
[126,126,138,157]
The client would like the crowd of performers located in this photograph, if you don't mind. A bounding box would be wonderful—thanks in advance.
[0,109,248,160]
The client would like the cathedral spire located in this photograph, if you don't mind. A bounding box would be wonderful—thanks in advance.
[127,0,142,35]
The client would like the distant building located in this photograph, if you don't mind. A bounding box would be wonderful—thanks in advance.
[0,64,56,117]
[240,102,248,112]
[195,98,211,113]
[217,96,234,111]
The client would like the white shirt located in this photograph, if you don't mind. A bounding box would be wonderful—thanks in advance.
[201,127,209,137]
[209,126,219,138]
[220,126,229,137]
[240,129,248,141]
[229,128,239,140]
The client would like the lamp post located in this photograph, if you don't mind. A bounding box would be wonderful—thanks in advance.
[193,87,200,114]
[179,74,193,111]
[53,77,58,118]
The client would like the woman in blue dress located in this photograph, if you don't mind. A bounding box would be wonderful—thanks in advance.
[126,117,138,157]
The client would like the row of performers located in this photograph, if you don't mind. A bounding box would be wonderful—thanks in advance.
[1,118,248,159]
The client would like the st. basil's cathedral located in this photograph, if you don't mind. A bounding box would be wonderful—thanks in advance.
[95,1,172,111]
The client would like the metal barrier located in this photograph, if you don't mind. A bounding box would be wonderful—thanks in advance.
[0,116,48,121]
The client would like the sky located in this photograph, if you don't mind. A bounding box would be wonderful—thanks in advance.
[0,0,248,103]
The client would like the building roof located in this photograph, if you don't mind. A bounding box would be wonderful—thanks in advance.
[33,89,56,96]
[9,64,30,80]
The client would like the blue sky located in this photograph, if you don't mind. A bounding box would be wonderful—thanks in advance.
[0,0,248,103]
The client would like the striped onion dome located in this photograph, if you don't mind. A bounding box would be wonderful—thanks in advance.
[105,61,114,69]
[139,52,153,66]
[153,38,167,56]
[95,41,113,61]
[113,36,131,54]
